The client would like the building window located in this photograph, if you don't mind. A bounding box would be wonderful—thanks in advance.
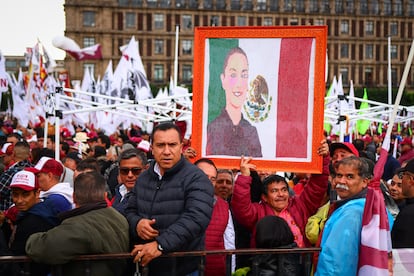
[296,0,305,12]
[204,0,213,9]
[320,0,330,13]
[391,45,397,59]
[147,0,157,7]
[182,15,192,30]
[189,0,198,8]
[314,19,324,25]
[182,40,192,55]
[390,22,398,36]
[284,0,293,12]
[257,0,267,11]
[126,12,136,28]
[155,39,164,54]
[211,15,219,26]
[383,0,392,15]
[360,0,368,14]
[154,14,164,29]
[335,0,344,13]
[84,64,95,77]
[365,21,374,35]
[119,0,128,5]
[131,0,143,6]
[394,0,403,15]
[237,16,247,26]
[263,17,273,26]
[231,0,241,9]
[159,0,170,7]
[391,68,398,84]
[269,0,278,11]
[154,64,164,81]
[340,44,349,58]
[175,0,185,8]
[5,60,17,68]
[370,0,379,14]
[346,0,354,13]
[340,68,349,85]
[83,37,95,47]
[409,0,414,16]
[340,20,349,34]
[365,44,373,59]
[216,0,226,9]
[83,11,96,27]
[243,0,253,10]
[310,0,318,12]
[365,67,373,85]
[182,65,192,82]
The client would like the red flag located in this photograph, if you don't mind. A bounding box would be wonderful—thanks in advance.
[276,38,313,158]
[65,44,102,61]
[358,146,392,275]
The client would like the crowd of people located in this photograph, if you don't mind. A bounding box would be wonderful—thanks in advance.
[0,116,413,275]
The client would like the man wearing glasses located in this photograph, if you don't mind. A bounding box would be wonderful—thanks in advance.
[391,158,414,248]
[112,148,148,216]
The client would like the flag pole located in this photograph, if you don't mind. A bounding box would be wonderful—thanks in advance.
[173,25,179,90]
[385,38,414,139]
[387,36,392,106]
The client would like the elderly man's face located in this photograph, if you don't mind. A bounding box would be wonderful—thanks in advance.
[332,164,368,199]
[388,173,404,201]
[215,172,233,200]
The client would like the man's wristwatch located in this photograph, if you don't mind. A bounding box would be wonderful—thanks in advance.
[157,242,164,252]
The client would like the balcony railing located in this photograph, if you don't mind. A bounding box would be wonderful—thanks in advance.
[0,247,320,276]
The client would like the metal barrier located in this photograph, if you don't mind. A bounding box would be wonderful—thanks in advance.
[0,247,321,276]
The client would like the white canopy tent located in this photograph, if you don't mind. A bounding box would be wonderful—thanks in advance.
[47,86,192,160]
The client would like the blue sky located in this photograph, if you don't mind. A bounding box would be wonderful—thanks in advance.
[0,0,66,60]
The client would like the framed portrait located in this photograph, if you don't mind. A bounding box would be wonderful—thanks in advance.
[192,26,327,173]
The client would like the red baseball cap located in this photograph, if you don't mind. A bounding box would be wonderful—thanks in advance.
[0,143,14,156]
[400,138,413,146]
[330,142,359,157]
[26,157,64,177]
[10,170,39,191]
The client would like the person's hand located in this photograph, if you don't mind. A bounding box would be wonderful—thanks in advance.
[183,147,197,160]
[240,156,256,176]
[317,139,329,157]
[131,241,162,266]
[136,218,159,240]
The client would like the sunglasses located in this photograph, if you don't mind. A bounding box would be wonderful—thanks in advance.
[119,167,143,176]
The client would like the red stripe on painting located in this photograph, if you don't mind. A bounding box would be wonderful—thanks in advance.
[276,38,313,158]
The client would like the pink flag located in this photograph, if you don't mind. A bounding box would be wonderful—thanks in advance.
[358,146,392,275]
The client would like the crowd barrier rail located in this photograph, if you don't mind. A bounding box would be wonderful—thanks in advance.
[0,247,321,276]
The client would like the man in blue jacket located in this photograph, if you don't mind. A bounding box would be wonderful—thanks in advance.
[126,122,214,276]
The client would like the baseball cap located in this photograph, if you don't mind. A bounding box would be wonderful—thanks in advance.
[329,142,359,157]
[137,140,150,153]
[10,170,39,191]
[400,138,413,146]
[26,157,64,176]
[0,143,14,156]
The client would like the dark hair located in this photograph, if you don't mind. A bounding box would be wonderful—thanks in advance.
[333,156,371,179]
[151,122,182,144]
[216,169,234,183]
[222,47,248,73]
[76,157,100,173]
[255,216,294,248]
[74,171,106,205]
[118,148,148,165]
[93,146,107,158]
[262,174,288,195]
[98,134,111,149]
[194,158,217,171]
